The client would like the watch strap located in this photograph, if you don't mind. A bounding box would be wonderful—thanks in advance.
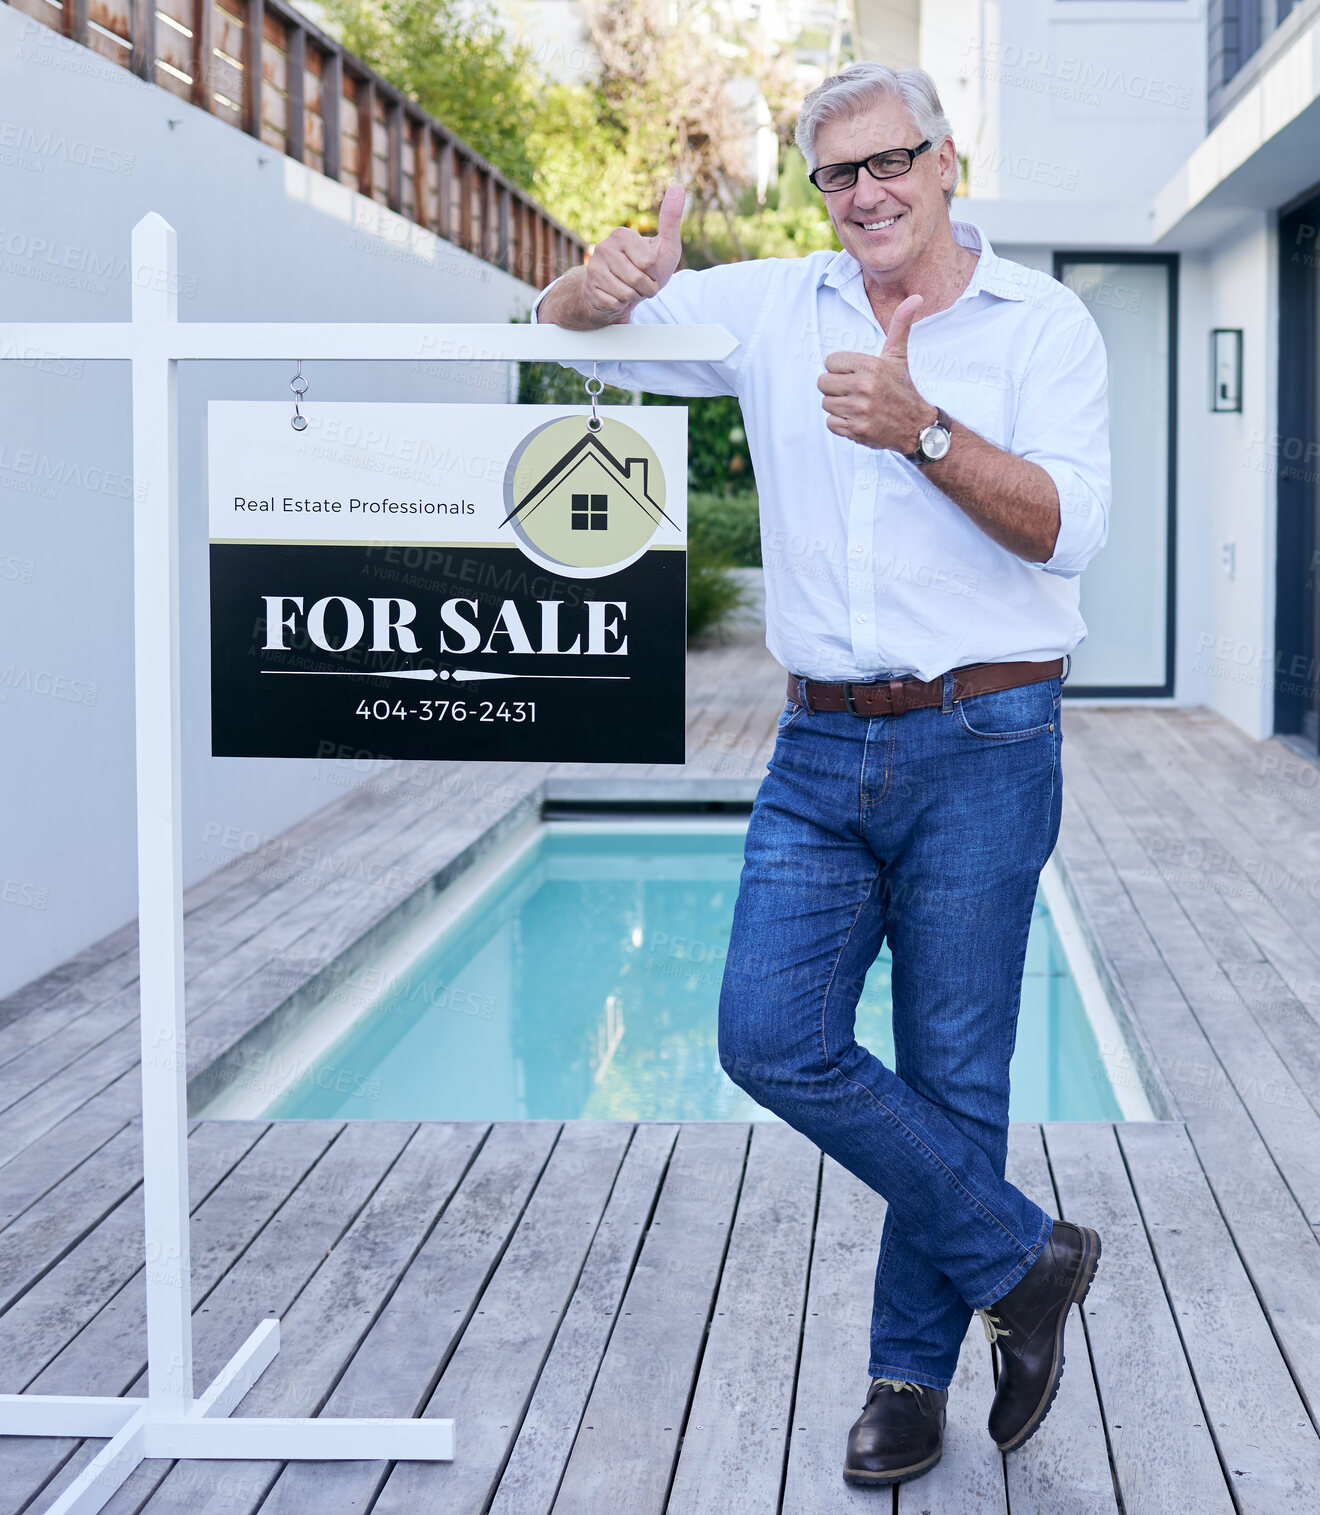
[909,407,952,464]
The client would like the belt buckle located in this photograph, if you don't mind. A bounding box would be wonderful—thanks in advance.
[842,681,860,716]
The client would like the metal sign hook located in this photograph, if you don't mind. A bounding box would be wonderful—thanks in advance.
[290,359,309,432]
[585,362,603,433]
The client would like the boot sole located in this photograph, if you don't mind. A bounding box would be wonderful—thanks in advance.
[994,1225,1102,1454]
[842,1445,944,1486]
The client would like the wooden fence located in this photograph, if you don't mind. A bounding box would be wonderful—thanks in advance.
[5,0,587,287]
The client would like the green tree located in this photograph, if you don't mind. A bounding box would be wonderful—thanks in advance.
[318,0,543,188]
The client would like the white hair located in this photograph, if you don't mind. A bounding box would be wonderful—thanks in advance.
[795,63,956,204]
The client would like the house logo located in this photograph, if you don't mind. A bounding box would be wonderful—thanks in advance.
[501,414,675,573]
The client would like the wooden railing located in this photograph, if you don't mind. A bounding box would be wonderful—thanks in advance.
[5,0,587,287]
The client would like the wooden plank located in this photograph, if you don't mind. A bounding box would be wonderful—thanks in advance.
[1059,735,1275,1122]
[386,98,403,213]
[1072,715,1297,984]
[0,768,529,1130]
[371,1122,635,1514]
[130,0,154,77]
[1223,958,1320,1112]
[0,1020,142,1167]
[0,943,142,1073]
[0,1101,135,1233]
[1069,711,1266,967]
[1051,787,1180,1118]
[244,1121,559,1515]
[0,921,135,1031]
[191,0,213,106]
[1079,718,1307,997]
[356,76,375,197]
[1117,1121,1320,1514]
[436,134,454,241]
[666,1123,818,1515]
[1045,1121,1235,1515]
[212,4,244,65]
[1123,712,1320,991]
[0,1122,144,1314]
[0,1056,141,1181]
[321,48,341,181]
[245,0,264,136]
[78,1124,486,1515]
[59,1121,420,1515]
[488,1124,677,1515]
[0,1122,259,1393]
[185,769,545,1100]
[780,1156,889,1514]
[213,51,244,113]
[550,1122,749,1515]
[896,1312,1006,1515]
[33,1122,332,1395]
[1002,1123,1116,1515]
[1067,733,1320,1217]
[1061,724,1320,1425]
[0,1122,333,1515]
[0,988,141,1118]
[284,22,304,162]
[239,1122,487,1418]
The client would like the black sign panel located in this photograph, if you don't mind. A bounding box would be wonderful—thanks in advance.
[209,543,686,763]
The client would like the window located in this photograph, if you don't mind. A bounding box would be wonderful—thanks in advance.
[571,492,608,531]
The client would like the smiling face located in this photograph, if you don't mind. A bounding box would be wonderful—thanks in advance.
[811,94,958,282]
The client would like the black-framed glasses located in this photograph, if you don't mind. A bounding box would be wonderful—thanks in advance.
[808,140,933,194]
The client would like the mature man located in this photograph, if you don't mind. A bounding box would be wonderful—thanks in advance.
[533,61,1107,1487]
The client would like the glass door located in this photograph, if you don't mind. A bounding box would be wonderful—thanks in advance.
[1276,194,1320,747]
[1054,255,1178,696]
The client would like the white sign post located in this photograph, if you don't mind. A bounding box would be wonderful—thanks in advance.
[0,212,735,1515]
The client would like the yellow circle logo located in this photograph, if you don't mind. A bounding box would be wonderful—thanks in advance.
[502,415,673,571]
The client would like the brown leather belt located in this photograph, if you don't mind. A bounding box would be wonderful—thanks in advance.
[786,659,1064,717]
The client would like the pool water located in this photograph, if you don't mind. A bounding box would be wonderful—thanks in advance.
[266,823,1124,1123]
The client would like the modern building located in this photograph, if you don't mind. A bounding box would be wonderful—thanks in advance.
[851,0,1320,757]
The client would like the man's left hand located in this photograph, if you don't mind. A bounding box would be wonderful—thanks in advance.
[818,294,936,454]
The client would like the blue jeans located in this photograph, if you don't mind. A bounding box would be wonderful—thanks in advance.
[717,669,1064,1389]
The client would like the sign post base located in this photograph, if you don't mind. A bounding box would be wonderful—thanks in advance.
[0,1321,454,1515]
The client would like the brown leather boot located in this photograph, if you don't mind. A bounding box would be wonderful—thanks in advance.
[842,1376,947,1486]
[977,1219,1101,1451]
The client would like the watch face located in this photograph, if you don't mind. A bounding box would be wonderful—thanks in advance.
[919,424,951,461]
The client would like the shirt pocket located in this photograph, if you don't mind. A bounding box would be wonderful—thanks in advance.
[923,362,1017,448]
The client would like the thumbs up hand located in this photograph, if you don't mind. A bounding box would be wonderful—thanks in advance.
[579,183,686,325]
[817,294,937,453]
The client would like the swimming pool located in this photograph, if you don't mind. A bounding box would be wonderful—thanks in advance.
[206,821,1142,1123]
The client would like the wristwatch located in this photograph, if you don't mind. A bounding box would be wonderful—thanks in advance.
[909,407,953,465]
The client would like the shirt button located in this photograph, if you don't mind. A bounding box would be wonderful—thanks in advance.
[857,614,868,624]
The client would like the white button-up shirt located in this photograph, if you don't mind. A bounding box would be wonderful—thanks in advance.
[531,220,1109,682]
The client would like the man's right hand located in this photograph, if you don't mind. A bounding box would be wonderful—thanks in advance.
[539,184,685,330]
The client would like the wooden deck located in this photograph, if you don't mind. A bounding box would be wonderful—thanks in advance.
[4,633,1320,1512]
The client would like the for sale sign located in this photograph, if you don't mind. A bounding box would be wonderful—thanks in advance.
[208,402,688,762]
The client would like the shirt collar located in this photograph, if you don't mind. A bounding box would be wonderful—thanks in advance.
[819,218,1029,305]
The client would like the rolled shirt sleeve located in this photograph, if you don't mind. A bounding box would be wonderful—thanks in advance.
[530,261,771,399]
[1010,312,1111,577]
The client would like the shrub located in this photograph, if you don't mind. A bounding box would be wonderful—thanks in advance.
[689,491,760,567]
[687,548,748,640]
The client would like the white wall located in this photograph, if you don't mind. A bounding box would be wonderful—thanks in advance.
[1195,215,1279,739]
[0,5,540,997]
[924,0,1205,219]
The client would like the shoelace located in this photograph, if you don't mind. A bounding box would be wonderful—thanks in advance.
[871,1376,921,1396]
[977,1308,1012,1345]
